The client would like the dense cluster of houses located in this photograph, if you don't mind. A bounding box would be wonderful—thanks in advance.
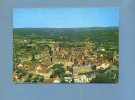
[13,40,118,83]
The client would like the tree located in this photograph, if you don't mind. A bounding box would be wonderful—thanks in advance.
[52,64,65,78]
[91,70,118,83]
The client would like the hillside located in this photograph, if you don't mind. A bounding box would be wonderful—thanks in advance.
[13,27,119,43]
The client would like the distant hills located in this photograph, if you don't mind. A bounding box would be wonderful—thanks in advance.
[13,27,119,43]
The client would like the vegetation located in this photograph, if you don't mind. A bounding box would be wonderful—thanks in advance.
[51,64,65,78]
[13,27,119,83]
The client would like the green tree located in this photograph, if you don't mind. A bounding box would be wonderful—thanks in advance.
[91,72,118,83]
[52,64,65,78]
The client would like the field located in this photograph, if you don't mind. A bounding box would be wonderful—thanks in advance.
[13,27,119,83]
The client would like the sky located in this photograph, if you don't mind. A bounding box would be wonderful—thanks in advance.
[13,8,119,28]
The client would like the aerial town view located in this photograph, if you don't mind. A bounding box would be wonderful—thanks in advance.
[13,8,119,83]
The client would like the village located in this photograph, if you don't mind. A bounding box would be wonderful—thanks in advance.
[13,37,118,83]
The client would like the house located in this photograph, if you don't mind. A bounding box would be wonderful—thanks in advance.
[17,64,25,70]
[74,75,91,83]
[44,71,52,79]
[97,63,109,70]
[64,77,72,83]
[97,59,110,70]
[53,76,61,83]
[13,72,20,82]
[35,65,42,74]
[65,62,74,67]
[35,65,52,79]
[43,73,50,79]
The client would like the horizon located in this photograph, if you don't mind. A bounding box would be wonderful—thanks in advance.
[13,8,119,28]
[13,26,119,29]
